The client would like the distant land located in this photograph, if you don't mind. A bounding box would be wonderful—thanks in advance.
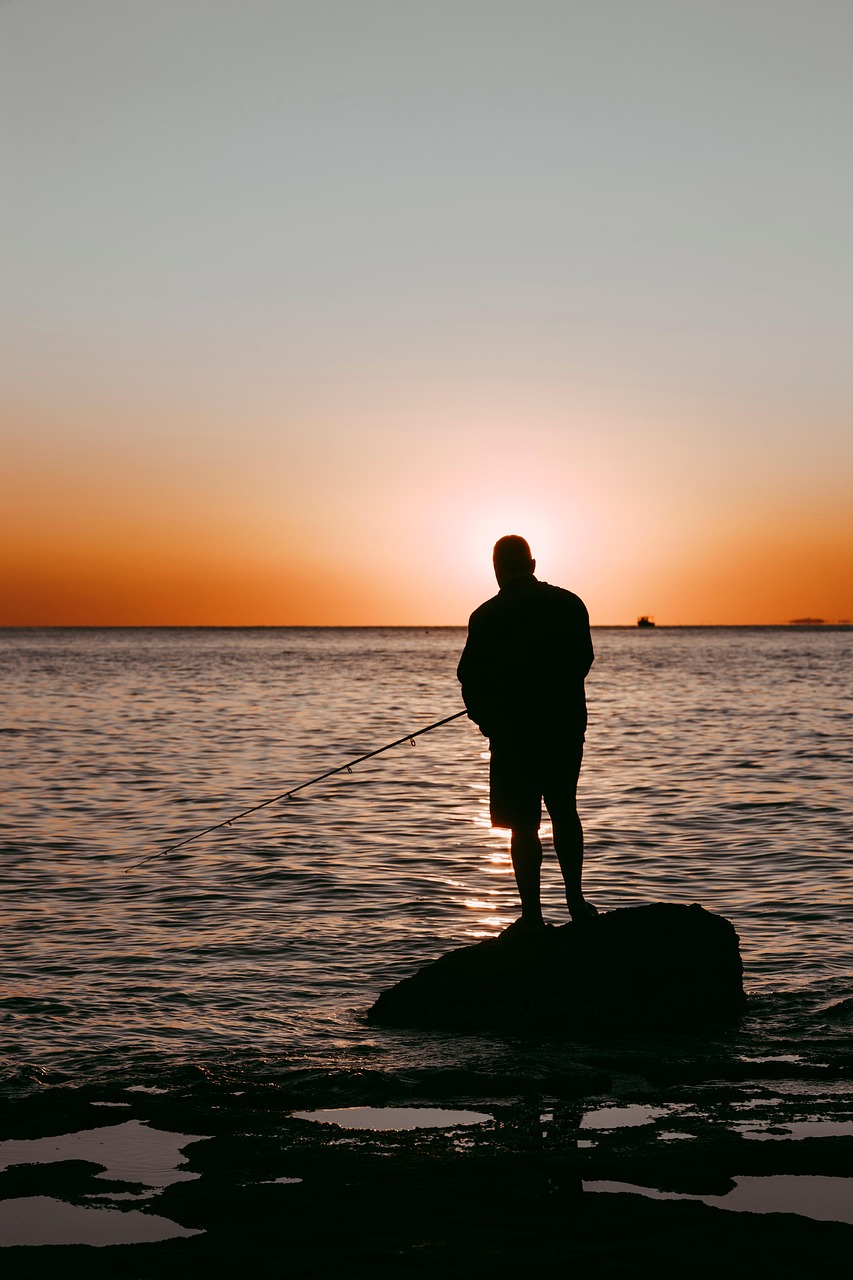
[788,617,851,626]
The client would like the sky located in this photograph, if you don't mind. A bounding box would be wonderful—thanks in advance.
[2,0,851,625]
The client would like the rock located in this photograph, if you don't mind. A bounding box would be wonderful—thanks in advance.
[368,903,746,1035]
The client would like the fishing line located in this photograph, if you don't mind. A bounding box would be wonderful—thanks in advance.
[129,709,468,871]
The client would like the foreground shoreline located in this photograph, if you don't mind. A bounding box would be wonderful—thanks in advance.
[3,1064,853,1277]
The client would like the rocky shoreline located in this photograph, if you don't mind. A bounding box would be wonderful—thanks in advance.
[3,1050,853,1277]
[370,903,747,1035]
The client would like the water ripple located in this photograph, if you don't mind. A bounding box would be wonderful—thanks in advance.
[1,626,851,1077]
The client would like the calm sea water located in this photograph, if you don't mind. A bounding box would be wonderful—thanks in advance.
[2,625,851,1095]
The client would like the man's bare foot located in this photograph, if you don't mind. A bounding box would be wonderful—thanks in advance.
[569,899,599,922]
[500,915,546,938]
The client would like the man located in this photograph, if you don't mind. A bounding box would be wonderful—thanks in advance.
[457,535,597,928]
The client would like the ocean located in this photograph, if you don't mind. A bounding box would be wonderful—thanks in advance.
[2,625,852,1269]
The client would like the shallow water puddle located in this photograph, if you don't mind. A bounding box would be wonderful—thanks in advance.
[737,1055,804,1064]
[581,1105,671,1130]
[0,1119,210,1187]
[0,1197,202,1247]
[584,1176,853,1225]
[293,1106,492,1130]
[0,1120,210,1247]
[733,1119,853,1140]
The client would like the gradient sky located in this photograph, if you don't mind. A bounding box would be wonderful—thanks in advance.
[2,0,851,624]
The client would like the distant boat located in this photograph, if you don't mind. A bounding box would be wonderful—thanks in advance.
[637,616,656,628]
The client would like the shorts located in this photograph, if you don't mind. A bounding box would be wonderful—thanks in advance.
[489,737,584,831]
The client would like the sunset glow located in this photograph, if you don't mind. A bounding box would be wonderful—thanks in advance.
[2,2,851,626]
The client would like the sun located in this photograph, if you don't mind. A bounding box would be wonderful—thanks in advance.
[457,505,565,582]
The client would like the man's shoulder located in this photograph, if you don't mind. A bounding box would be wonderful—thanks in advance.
[468,592,502,627]
[536,580,589,615]
[468,578,588,626]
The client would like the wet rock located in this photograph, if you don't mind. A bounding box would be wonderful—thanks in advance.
[368,903,747,1035]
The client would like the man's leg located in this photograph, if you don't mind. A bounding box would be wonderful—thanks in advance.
[510,826,544,925]
[551,811,593,918]
[545,742,597,921]
[490,740,544,926]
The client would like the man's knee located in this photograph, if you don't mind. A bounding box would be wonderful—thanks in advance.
[549,807,581,831]
[511,827,542,854]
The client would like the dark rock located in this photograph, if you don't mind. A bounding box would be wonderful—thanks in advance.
[368,903,746,1035]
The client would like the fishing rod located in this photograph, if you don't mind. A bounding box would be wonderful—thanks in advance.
[129,708,468,871]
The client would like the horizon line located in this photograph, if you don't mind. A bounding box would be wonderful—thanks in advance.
[2,622,850,631]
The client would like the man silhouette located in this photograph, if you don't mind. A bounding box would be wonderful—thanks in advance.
[457,535,597,928]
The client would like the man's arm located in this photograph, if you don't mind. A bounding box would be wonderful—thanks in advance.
[579,600,594,677]
[457,615,494,737]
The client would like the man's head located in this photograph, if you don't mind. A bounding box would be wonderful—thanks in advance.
[493,535,536,588]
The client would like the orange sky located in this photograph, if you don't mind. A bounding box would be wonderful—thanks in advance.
[2,3,852,626]
[3,377,851,626]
